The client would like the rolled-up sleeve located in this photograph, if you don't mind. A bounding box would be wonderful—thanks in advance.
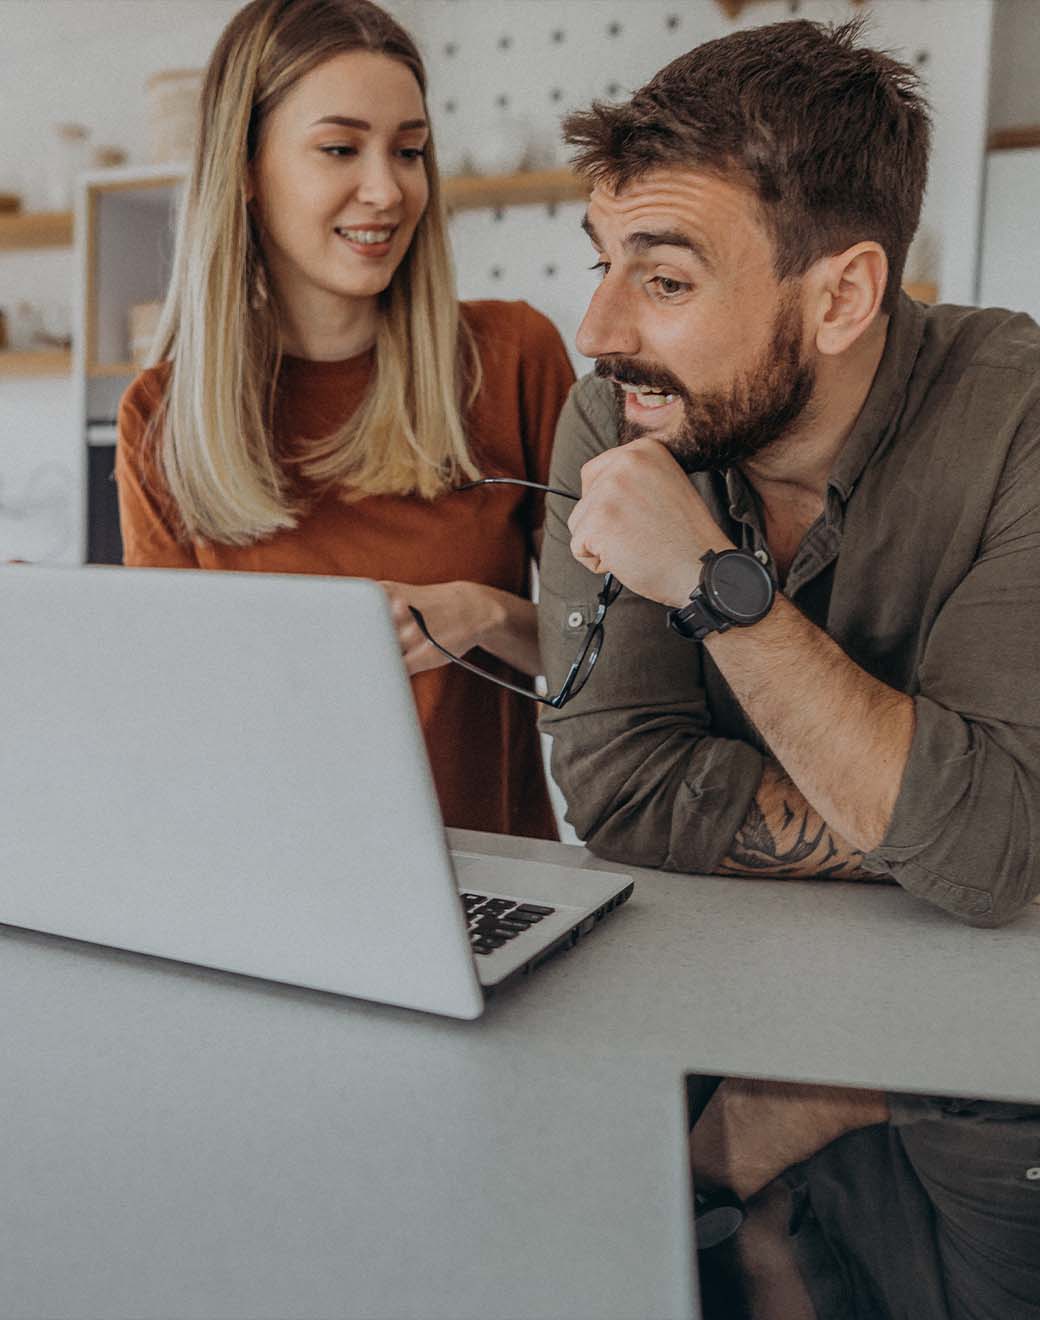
[537,376,765,872]
[864,413,1040,926]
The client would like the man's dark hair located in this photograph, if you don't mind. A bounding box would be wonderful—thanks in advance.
[563,19,931,314]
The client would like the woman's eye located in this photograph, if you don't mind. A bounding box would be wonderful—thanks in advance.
[398,147,427,161]
[321,145,357,158]
[588,260,610,278]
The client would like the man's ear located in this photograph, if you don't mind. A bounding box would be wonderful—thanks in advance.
[808,242,887,357]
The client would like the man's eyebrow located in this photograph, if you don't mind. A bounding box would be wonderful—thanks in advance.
[581,212,601,247]
[309,115,428,131]
[581,213,712,269]
[626,229,713,268]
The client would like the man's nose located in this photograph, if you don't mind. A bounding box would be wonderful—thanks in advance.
[575,277,640,360]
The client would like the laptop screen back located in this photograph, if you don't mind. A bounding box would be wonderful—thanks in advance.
[0,566,483,1017]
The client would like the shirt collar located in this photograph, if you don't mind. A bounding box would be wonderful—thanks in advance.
[827,291,927,503]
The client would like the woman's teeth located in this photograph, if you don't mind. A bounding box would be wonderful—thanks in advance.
[336,227,393,244]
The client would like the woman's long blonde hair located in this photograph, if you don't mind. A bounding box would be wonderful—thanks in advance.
[150,0,481,545]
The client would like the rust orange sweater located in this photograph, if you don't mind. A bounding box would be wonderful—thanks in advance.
[116,300,575,840]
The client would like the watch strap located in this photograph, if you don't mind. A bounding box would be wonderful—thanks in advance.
[667,592,732,641]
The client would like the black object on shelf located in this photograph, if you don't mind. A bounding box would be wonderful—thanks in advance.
[87,443,123,564]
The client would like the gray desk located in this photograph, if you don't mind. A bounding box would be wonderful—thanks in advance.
[3,828,1038,1320]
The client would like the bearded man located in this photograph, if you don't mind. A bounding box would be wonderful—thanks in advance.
[537,18,1040,1320]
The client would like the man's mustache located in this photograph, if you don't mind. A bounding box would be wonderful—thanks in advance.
[594,357,689,401]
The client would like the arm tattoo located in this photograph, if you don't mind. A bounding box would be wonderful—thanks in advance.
[718,767,882,881]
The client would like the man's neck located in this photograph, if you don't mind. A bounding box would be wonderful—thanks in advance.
[741,314,890,514]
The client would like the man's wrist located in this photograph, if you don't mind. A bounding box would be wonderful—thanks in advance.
[664,541,736,608]
[669,547,775,640]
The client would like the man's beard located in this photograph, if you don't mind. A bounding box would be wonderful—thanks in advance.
[596,292,816,473]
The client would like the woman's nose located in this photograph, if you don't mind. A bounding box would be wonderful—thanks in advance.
[356,151,405,211]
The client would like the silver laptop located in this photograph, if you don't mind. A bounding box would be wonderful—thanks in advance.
[0,565,632,1018]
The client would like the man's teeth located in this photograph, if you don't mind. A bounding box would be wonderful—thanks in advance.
[621,383,677,408]
[336,227,393,244]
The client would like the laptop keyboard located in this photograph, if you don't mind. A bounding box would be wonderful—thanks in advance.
[460,892,556,956]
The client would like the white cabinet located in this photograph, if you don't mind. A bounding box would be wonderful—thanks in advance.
[75,164,185,560]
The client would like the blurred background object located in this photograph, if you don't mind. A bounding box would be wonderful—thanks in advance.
[146,69,203,165]
[45,123,90,211]
[91,146,128,170]
[128,300,162,368]
[0,463,75,563]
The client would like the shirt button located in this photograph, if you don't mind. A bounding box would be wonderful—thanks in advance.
[754,549,770,565]
[1026,1167,1040,1181]
[566,610,584,629]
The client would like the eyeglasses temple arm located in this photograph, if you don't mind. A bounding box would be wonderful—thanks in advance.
[408,606,569,708]
[457,478,579,502]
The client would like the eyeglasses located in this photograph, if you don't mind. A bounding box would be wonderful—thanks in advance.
[408,477,622,708]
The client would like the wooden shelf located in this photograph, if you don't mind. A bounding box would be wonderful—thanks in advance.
[988,125,1040,152]
[0,170,580,252]
[904,281,938,304]
[0,348,72,376]
[87,360,137,379]
[443,168,588,212]
[716,0,864,15]
[0,210,74,251]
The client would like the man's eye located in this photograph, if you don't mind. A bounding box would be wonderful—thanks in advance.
[650,275,690,298]
[588,260,610,278]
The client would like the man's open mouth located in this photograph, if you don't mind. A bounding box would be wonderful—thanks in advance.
[616,381,679,410]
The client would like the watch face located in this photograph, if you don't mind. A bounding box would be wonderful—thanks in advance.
[704,551,774,623]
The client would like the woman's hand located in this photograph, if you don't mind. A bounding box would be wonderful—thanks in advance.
[379,580,503,676]
[379,580,541,678]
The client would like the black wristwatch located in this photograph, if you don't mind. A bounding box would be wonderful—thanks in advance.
[693,1187,747,1250]
[667,549,775,641]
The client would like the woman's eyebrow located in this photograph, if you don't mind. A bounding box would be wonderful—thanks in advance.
[309,115,428,131]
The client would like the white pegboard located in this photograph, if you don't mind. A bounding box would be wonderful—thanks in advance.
[418,0,731,177]
[449,200,598,373]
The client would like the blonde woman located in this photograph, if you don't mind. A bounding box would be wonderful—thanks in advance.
[116,0,575,839]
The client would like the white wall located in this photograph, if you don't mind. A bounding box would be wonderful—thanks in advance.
[989,0,1040,130]
[981,0,1040,320]
[978,147,1040,318]
[0,0,997,562]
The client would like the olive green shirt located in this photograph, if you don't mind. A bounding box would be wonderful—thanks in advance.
[538,294,1040,926]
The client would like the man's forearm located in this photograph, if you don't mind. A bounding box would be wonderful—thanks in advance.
[718,761,888,880]
[706,595,915,852]
[690,1079,890,1203]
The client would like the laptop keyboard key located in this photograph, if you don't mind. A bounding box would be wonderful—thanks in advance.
[464,892,557,954]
